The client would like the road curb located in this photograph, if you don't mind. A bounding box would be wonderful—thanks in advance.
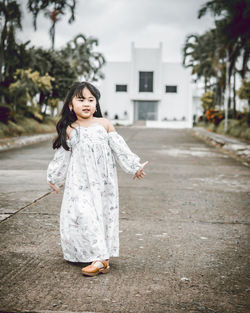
[191,127,250,164]
[0,132,57,152]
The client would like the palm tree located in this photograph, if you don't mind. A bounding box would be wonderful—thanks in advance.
[0,0,22,84]
[183,29,222,94]
[60,34,106,82]
[26,47,77,109]
[198,0,250,121]
[27,0,77,50]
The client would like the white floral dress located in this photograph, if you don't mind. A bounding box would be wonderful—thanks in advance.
[47,122,143,262]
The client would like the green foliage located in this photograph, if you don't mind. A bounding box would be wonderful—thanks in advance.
[217,118,250,141]
[201,91,215,111]
[237,80,250,104]
[47,98,60,116]
[0,0,22,84]
[205,108,225,126]
[10,68,54,95]
[0,120,23,137]
[24,107,44,122]
[196,116,250,142]
[183,0,250,110]
[0,0,106,128]
[29,48,77,100]
[0,117,57,138]
[0,104,13,123]
[60,34,106,82]
[47,98,59,109]
[27,0,77,49]
[43,115,59,125]
[9,68,54,120]
[183,30,222,88]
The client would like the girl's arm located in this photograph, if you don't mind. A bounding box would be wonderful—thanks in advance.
[107,123,148,176]
[47,146,72,192]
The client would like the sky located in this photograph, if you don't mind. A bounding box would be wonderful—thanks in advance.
[18,0,215,63]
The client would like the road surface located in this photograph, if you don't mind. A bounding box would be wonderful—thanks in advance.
[0,127,249,313]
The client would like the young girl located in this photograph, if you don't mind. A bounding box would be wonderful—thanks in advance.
[47,81,148,276]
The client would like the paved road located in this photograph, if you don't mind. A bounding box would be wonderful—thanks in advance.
[0,127,249,313]
[0,141,54,221]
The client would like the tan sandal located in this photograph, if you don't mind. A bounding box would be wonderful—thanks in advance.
[81,259,110,276]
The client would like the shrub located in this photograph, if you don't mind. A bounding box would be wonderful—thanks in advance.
[236,111,250,126]
[240,127,250,141]
[0,122,9,138]
[217,119,250,141]
[237,79,250,108]
[0,104,13,123]
[4,121,23,137]
[205,109,224,126]
[201,91,214,111]
[24,107,44,122]
[43,116,58,125]
[0,117,57,138]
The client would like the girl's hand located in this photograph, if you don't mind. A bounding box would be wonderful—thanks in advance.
[133,161,149,180]
[48,182,60,194]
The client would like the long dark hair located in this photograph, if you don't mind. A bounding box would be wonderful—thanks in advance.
[53,81,103,150]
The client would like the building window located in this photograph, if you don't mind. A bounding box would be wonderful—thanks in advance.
[139,72,153,92]
[165,85,177,93]
[116,84,127,92]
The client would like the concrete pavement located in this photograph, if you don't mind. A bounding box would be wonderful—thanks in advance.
[0,141,54,222]
[1,126,249,165]
[0,127,249,313]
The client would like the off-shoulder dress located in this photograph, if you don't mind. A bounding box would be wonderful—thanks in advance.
[47,122,143,262]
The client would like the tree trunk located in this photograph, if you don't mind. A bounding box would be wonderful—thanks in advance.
[43,103,48,115]
[50,22,56,50]
[0,19,8,84]
[233,70,236,118]
[204,76,207,93]
[241,46,250,79]
[224,49,230,132]
[39,92,46,114]
[228,74,231,110]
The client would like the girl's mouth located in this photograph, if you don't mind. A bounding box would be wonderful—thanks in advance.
[83,109,90,112]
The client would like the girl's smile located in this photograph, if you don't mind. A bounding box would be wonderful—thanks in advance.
[82,108,91,114]
[70,87,97,120]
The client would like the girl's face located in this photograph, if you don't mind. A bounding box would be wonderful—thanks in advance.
[70,87,97,120]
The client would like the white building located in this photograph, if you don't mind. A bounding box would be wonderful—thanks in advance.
[98,42,193,128]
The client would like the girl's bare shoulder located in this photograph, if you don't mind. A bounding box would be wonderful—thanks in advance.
[66,124,77,139]
[97,117,115,133]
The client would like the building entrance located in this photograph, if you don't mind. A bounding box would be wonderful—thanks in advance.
[134,101,158,121]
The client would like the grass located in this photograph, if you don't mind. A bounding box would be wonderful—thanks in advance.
[0,116,58,139]
[195,119,250,143]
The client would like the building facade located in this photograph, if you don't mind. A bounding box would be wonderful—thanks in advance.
[98,42,193,128]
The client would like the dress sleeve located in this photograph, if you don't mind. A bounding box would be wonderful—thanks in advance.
[108,131,143,175]
[47,146,72,185]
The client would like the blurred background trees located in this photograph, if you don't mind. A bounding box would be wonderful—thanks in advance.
[183,0,250,132]
[1,0,249,139]
[0,0,106,135]
[27,0,77,50]
[60,34,105,82]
